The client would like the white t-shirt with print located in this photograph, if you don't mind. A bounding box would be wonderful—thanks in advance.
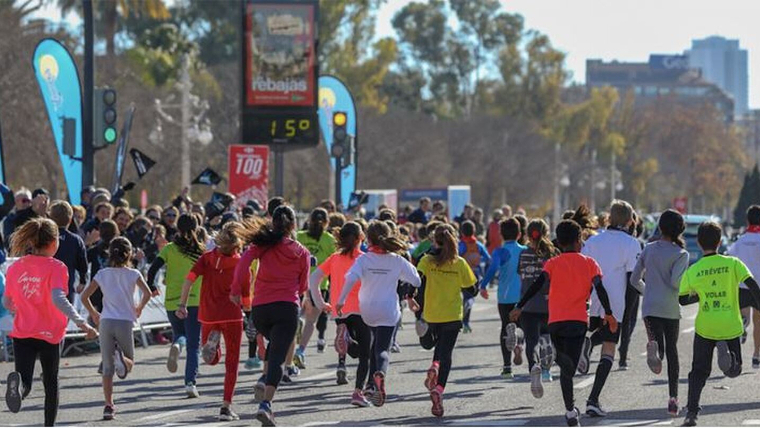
[95,267,144,322]
[728,232,760,289]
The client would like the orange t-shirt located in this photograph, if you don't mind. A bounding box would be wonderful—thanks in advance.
[6,255,70,344]
[319,249,363,317]
[544,252,602,325]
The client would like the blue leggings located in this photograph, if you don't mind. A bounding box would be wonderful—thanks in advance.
[166,306,201,386]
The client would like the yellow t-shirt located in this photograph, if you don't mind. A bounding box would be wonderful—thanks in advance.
[418,255,477,323]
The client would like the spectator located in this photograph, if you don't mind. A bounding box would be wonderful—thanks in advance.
[81,202,114,246]
[408,197,431,225]
[473,208,486,241]
[113,207,134,234]
[454,203,474,225]
[12,188,49,233]
[162,206,180,242]
[486,209,504,254]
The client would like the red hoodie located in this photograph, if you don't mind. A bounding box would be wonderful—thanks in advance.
[231,238,310,308]
[187,248,245,324]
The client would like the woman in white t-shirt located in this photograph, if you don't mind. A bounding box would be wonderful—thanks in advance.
[81,237,152,421]
[337,220,421,408]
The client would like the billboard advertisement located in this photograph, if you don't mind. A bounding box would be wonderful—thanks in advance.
[649,54,690,70]
[229,145,270,208]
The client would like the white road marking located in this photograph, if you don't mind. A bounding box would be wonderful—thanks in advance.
[605,420,668,426]
[303,422,342,427]
[473,305,492,313]
[573,376,595,389]
[447,419,528,426]
[135,409,194,422]
[298,371,336,382]
[742,420,760,425]
[640,351,648,356]
[682,327,695,334]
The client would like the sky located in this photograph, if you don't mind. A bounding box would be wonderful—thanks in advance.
[31,0,760,109]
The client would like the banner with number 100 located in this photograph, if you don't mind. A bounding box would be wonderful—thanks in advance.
[228,145,269,209]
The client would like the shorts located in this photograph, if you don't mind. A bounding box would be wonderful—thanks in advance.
[589,316,621,344]
[740,288,760,310]
[308,289,330,307]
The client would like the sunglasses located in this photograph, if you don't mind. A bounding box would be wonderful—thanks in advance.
[148,216,160,221]
[165,213,177,218]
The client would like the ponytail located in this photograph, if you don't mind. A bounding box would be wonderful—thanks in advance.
[366,220,407,254]
[245,205,297,248]
[108,237,133,267]
[306,207,328,240]
[431,224,458,266]
[527,219,558,259]
[337,222,362,255]
[10,218,59,257]
[174,214,205,261]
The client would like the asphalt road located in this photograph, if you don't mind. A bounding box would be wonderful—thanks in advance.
[3,297,760,427]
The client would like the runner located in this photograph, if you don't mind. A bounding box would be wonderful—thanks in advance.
[516,219,559,397]
[336,220,421,407]
[3,218,97,427]
[510,219,617,427]
[230,205,310,426]
[418,223,477,417]
[618,211,645,370]
[309,221,372,406]
[146,213,205,398]
[176,221,246,421]
[679,221,760,426]
[579,200,641,417]
[458,220,490,333]
[80,237,152,420]
[630,209,688,416]
[479,217,527,379]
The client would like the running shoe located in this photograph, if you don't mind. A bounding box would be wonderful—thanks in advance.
[370,372,386,407]
[391,342,401,353]
[716,341,733,375]
[351,390,371,407]
[577,337,592,375]
[185,384,200,398]
[317,339,326,353]
[5,372,22,413]
[154,332,170,345]
[501,367,513,379]
[201,330,221,365]
[219,406,240,421]
[363,384,376,403]
[618,360,629,371]
[294,348,307,369]
[335,323,349,355]
[462,325,472,334]
[256,401,276,426]
[530,365,543,399]
[415,319,429,337]
[424,363,439,391]
[753,357,760,369]
[565,407,581,427]
[167,343,181,373]
[430,385,444,417]
[504,323,518,352]
[585,401,607,417]
[281,373,293,384]
[336,364,348,385]
[288,365,300,377]
[537,335,556,370]
[254,375,267,402]
[245,356,263,370]
[114,347,128,380]
[245,316,257,342]
[647,340,662,374]
[541,369,553,382]
[668,397,679,417]
[103,405,115,421]
[682,411,698,427]
[513,344,524,366]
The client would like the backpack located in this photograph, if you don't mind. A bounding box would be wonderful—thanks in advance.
[463,240,481,269]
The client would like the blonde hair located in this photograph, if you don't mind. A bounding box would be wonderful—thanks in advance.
[215,221,244,256]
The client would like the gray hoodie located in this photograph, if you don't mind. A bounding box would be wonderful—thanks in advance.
[631,239,689,319]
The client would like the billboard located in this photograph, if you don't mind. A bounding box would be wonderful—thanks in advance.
[228,145,270,208]
[649,54,690,70]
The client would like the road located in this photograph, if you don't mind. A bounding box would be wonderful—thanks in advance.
[3,298,760,427]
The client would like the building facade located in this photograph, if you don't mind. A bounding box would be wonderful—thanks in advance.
[685,36,749,118]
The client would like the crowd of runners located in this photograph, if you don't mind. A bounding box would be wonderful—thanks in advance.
[2,183,760,427]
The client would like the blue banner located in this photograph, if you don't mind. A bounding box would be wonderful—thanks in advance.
[32,39,83,204]
[318,75,357,207]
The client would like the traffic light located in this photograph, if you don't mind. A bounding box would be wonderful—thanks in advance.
[93,88,117,148]
[331,111,352,167]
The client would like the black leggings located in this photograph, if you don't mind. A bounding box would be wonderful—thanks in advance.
[429,321,462,388]
[252,302,299,389]
[13,338,61,427]
[644,316,680,398]
[687,334,742,413]
[369,325,396,376]
[618,287,640,363]
[244,311,258,359]
[498,303,516,368]
[337,315,372,389]
[549,322,587,412]
[521,312,549,370]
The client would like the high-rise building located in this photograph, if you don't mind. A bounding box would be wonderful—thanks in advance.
[685,36,748,118]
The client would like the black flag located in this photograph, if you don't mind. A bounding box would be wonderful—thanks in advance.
[192,167,223,186]
[129,148,156,179]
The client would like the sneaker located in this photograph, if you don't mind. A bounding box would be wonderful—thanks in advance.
[565,407,581,427]
[647,340,662,374]
[154,332,170,345]
[294,348,306,369]
[5,372,22,413]
[415,319,429,337]
[668,397,679,417]
[370,372,386,407]
[585,401,607,417]
[462,325,472,334]
[753,357,760,369]
[537,335,556,369]
[682,411,698,427]
[317,339,326,353]
[245,316,257,342]
[430,385,444,417]
[288,365,300,377]
[335,323,349,355]
[201,330,221,365]
[185,384,200,398]
[513,344,524,366]
[114,348,128,380]
[281,373,293,384]
[501,367,513,379]
[103,405,116,421]
[363,385,376,403]
[254,375,267,402]
[424,363,439,391]
[391,342,401,353]
[336,364,348,385]
[716,341,733,375]
[504,323,518,352]
[245,356,263,370]
[577,337,592,375]
[618,360,629,371]
[256,401,275,426]
[167,343,181,373]
[351,390,371,407]
[530,365,543,398]
[219,406,240,422]
[542,369,553,382]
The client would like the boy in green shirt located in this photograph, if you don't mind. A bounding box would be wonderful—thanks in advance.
[679,221,760,426]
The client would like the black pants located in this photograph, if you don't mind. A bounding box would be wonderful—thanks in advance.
[429,321,462,388]
[644,316,680,398]
[462,290,476,327]
[618,287,640,363]
[498,303,516,368]
[252,302,299,389]
[13,338,61,427]
[521,312,549,370]
[337,315,372,389]
[549,321,587,412]
[369,325,396,376]
[687,334,742,413]
[244,311,257,359]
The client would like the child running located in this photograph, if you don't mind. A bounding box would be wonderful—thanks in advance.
[337,220,421,407]
[630,209,689,416]
[81,237,152,420]
[679,221,760,427]
[310,222,372,406]
[458,220,490,333]
[147,213,205,398]
[510,219,617,427]
[3,219,97,427]
[177,222,247,421]
[479,217,527,379]
[418,223,477,417]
